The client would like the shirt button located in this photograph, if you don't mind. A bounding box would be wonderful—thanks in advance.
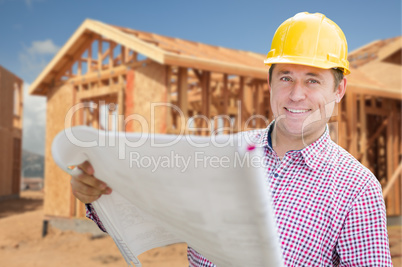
[274,173,279,178]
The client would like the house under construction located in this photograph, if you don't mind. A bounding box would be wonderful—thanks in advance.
[29,19,401,220]
[0,65,23,200]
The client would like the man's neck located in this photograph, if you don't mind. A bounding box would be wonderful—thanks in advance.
[270,124,325,158]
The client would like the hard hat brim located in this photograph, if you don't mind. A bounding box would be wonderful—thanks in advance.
[264,56,350,75]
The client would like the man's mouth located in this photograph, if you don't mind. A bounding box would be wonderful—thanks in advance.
[285,107,311,114]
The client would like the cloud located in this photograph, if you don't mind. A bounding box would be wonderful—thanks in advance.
[24,0,45,8]
[22,83,47,155]
[27,39,59,55]
[0,0,45,8]
[19,39,60,83]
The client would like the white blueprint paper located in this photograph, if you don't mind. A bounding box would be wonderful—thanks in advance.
[51,126,284,267]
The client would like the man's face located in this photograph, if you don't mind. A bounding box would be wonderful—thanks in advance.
[268,64,346,143]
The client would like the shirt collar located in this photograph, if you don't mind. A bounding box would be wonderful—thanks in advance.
[256,121,331,169]
[299,126,331,169]
[254,120,275,148]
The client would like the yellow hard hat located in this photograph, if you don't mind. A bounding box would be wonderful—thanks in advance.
[264,12,350,75]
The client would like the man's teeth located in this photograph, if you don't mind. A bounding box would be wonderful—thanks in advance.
[286,108,309,113]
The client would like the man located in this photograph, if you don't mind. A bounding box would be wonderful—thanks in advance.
[71,12,392,266]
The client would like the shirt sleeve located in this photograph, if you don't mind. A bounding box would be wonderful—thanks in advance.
[187,247,216,267]
[335,179,393,266]
[85,203,108,233]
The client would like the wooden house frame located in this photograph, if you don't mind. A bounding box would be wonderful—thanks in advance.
[345,37,402,216]
[29,19,401,220]
[0,65,23,200]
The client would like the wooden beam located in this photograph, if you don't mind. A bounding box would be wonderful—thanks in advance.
[87,44,92,73]
[77,59,82,76]
[69,59,151,87]
[77,82,123,100]
[177,67,188,119]
[100,46,112,63]
[89,19,165,63]
[54,34,96,83]
[366,118,388,148]
[346,93,358,157]
[383,162,402,198]
[121,46,127,64]
[365,106,391,116]
[238,76,245,132]
[201,71,211,135]
[98,38,102,70]
[165,53,267,80]
[359,95,368,166]
[165,66,173,133]
[348,84,402,100]
[385,101,396,214]
[393,104,401,214]
[192,69,202,83]
[128,51,138,63]
[109,42,116,69]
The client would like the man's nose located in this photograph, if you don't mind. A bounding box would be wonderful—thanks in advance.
[289,81,306,102]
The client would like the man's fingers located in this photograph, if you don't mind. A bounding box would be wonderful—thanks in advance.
[71,161,113,204]
[75,171,107,190]
[73,190,101,204]
[77,161,94,175]
[71,178,103,197]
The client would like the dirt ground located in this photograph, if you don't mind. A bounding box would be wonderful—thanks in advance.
[0,190,188,267]
[0,190,401,267]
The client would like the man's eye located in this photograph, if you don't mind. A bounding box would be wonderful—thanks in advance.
[308,79,319,84]
[280,77,291,81]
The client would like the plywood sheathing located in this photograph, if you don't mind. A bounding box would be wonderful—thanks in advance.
[0,66,23,199]
[43,84,75,217]
[130,61,168,133]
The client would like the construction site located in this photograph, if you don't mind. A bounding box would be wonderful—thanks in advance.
[0,16,401,266]
[26,19,401,220]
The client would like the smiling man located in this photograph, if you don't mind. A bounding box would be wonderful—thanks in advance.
[187,12,393,266]
[71,12,392,266]
[268,63,346,156]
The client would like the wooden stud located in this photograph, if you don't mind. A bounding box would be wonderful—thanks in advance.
[109,42,116,69]
[392,103,401,214]
[177,67,188,131]
[385,100,395,214]
[165,66,173,133]
[238,76,245,132]
[383,163,402,198]
[98,38,102,70]
[117,75,125,131]
[222,74,229,134]
[201,71,211,136]
[87,45,92,74]
[359,95,368,166]
[346,93,358,157]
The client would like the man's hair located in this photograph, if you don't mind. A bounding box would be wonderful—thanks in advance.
[268,64,344,90]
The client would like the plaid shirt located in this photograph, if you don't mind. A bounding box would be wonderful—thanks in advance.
[87,122,392,266]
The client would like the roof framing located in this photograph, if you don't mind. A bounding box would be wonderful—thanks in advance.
[30,19,267,95]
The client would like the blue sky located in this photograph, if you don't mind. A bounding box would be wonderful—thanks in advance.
[0,0,401,155]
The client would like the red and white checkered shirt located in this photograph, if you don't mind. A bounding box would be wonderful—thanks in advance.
[87,122,392,266]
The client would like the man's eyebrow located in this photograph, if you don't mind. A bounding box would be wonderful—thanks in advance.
[276,70,323,78]
[306,72,322,78]
[277,70,291,75]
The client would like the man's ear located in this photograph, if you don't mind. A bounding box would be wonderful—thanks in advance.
[336,77,347,102]
[267,71,271,93]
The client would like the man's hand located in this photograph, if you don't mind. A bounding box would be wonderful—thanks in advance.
[71,161,112,204]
